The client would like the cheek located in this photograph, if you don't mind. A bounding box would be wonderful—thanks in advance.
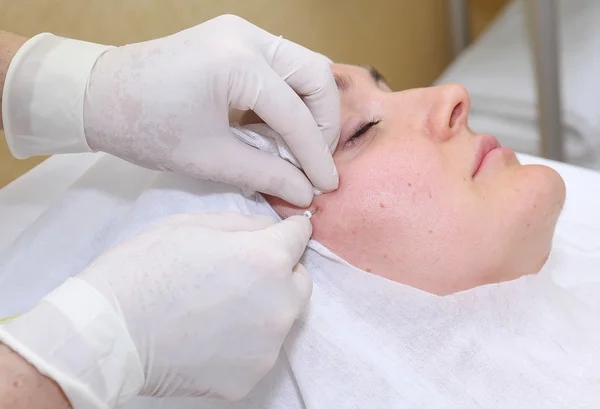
[310,147,459,261]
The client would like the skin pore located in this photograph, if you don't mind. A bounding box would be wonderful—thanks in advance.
[265,64,566,296]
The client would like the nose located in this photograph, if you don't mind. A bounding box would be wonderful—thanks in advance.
[426,83,471,141]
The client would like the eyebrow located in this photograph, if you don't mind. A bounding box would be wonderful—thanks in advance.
[334,72,354,91]
[334,66,387,92]
[368,66,387,85]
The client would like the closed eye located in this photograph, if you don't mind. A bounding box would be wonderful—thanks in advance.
[345,119,381,149]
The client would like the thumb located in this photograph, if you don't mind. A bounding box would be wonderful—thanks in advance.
[292,263,313,310]
[263,215,312,266]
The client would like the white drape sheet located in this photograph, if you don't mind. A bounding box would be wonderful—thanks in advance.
[1,153,600,408]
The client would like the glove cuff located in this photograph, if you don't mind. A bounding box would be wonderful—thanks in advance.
[0,277,144,409]
[2,33,113,159]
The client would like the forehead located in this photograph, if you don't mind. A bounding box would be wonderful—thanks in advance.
[332,64,385,116]
[332,64,375,89]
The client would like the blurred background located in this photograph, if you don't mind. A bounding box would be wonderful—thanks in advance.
[0,0,509,187]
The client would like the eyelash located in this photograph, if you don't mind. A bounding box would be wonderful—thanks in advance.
[345,119,382,148]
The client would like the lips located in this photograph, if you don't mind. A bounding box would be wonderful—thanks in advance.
[472,134,501,177]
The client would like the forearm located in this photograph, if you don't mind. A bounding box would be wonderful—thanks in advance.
[0,343,71,409]
[0,31,27,130]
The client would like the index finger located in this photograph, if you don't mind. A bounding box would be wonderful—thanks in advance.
[250,59,339,193]
[262,215,312,265]
[270,39,341,151]
[187,212,276,232]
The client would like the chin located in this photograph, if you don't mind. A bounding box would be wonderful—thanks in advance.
[519,164,566,211]
[496,164,565,281]
[541,165,566,205]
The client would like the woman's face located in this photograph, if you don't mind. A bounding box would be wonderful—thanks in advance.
[267,64,566,295]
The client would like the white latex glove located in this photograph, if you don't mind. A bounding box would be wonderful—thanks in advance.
[0,212,313,408]
[3,15,340,207]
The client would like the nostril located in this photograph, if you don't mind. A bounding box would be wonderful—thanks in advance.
[449,102,463,129]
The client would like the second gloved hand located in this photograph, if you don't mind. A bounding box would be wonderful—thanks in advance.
[0,212,313,408]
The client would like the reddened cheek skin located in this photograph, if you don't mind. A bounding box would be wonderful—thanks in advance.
[267,161,565,295]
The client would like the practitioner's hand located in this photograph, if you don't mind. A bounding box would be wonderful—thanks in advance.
[0,212,313,408]
[3,15,340,207]
[85,15,340,207]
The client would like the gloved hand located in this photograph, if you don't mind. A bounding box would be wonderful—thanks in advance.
[2,15,340,207]
[0,212,313,408]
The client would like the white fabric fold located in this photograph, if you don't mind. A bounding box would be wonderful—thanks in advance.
[231,124,323,196]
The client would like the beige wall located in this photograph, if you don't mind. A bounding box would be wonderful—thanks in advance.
[0,0,507,187]
[471,0,510,38]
